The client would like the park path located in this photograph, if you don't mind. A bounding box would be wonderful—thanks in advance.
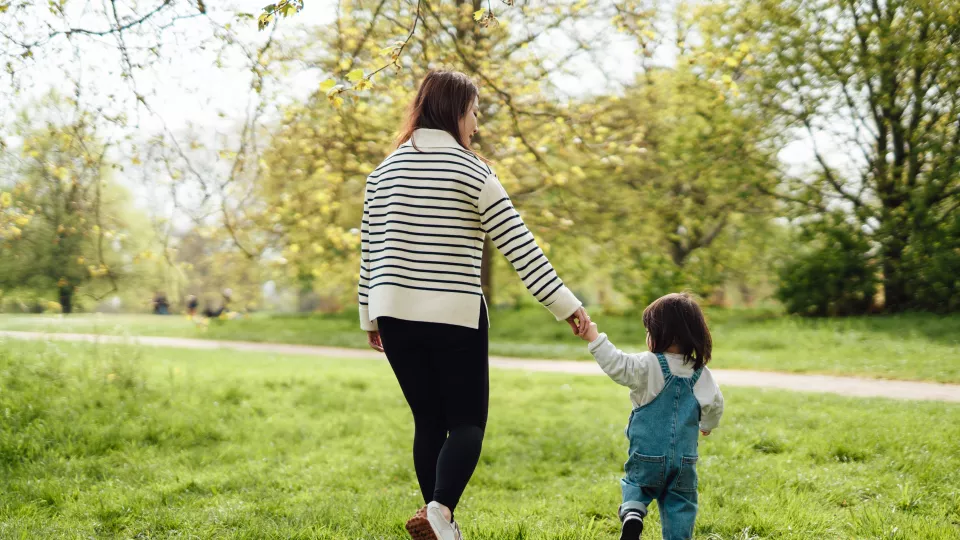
[2,330,960,403]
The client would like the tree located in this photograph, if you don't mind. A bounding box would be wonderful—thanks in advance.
[533,65,781,306]
[0,96,130,312]
[702,0,960,312]
[243,0,628,306]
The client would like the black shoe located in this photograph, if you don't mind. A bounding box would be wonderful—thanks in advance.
[619,511,644,540]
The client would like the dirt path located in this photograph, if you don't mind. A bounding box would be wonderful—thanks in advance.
[3,330,959,403]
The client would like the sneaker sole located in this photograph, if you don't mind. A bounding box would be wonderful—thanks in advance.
[405,507,440,540]
[619,517,643,540]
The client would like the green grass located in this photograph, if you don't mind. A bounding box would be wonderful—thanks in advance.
[1,339,959,538]
[1,308,958,382]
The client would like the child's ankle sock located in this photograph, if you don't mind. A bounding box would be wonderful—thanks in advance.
[619,510,644,540]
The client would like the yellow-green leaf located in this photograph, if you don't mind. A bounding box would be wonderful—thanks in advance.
[319,78,337,92]
[257,12,274,30]
[346,69,364,83]
[473,8,486,21]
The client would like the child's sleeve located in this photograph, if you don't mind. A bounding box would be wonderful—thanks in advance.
[587,333,650,394]
[696,369,724,432]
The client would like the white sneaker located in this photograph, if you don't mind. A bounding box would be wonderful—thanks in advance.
[404,502,462,540]
[450,520,464,540]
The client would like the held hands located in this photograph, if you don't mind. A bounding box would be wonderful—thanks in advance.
[581,322,599,343]
[565,306,590,337]
[566,307,600,342]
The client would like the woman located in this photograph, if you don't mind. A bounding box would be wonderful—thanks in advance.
[358,70,589,540]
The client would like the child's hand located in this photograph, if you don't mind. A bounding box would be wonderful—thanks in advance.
[700,430,711,436]
[581,322,600,342]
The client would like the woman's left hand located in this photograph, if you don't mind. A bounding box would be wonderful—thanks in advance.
[367,330,384,353]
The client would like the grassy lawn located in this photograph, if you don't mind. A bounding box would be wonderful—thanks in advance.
[1,339,958,539]
[1,308,958,382]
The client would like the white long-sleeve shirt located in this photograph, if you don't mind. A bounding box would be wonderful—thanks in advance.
[588,333,724,432]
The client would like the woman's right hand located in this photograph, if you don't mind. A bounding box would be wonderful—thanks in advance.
[367,330,384,353]
[566,306,590,336]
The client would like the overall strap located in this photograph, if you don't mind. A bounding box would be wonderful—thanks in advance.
[655,352,672,377]
[690,367,703,385]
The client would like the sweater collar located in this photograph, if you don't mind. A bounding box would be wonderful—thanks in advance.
[402,128,463,149]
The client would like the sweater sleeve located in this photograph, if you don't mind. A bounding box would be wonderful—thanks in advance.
[477,172,581,320]
[588,333,651,393]
[695,368,724,432]
[358,183,378,331]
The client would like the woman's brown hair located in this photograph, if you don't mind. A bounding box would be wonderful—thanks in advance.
[642,292,713,371]
[396,70,481,155]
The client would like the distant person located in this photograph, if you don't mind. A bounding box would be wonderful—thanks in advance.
[357,70,590,540]
[202,289,233,318]
[153,291,169,315]
[186,295,199,318]
[579,293,724,540]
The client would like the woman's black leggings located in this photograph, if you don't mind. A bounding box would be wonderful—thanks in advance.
[378,304,488,512]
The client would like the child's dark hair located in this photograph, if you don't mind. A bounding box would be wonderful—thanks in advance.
[642,292,712,371]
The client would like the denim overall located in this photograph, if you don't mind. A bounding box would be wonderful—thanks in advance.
[619,353,702,540]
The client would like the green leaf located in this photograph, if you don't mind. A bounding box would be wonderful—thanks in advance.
[319,78,337,92]
[257,12,274,30]
[473,8,486,21]
[346,69,364,83]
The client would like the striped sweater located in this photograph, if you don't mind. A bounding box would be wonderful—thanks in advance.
[358,128,581,330]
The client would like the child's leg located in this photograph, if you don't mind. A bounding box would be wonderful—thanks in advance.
[658,487,698,540]
[620,479,656,519]
[619,481,654,540]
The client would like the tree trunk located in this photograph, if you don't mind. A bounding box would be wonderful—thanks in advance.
[59,286,73,314]
[481,235,494,303]
[879,212,911,312]
[739,282,755,307]
[669,241,688,267]
[880,239,909,313]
